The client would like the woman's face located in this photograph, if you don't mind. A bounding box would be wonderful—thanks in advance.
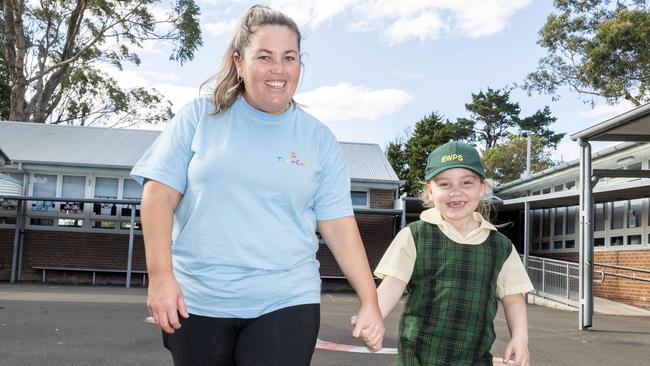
[234,25,300,115]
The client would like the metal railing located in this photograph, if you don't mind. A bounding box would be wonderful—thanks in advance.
[593,262,650,283]
[524,255,580,306]
[523,255,650,307]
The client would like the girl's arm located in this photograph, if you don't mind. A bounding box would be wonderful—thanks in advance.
[377,275,408,318]
[501,293,530,366]
[317,216,385,351]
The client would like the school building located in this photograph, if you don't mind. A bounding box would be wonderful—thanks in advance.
[0,121,402,285]
[495,103,650,312]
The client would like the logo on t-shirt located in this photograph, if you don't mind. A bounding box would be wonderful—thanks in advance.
[277,151,309,168]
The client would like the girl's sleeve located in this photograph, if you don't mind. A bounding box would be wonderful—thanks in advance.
[496,244,535,298]
[374,227,416,284]
[130,100,201,194]
[313,129,353,220]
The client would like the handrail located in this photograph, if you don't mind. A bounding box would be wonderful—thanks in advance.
[594,262,650,275]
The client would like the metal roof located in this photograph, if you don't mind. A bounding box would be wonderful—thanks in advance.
[0,121,160,169]
[494,141,644,193]
[339,142,400,183]
[570,102,650,142]
[0,122,401,184]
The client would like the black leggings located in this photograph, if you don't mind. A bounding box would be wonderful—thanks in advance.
[162,304,320,366]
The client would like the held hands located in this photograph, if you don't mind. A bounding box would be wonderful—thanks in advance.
[502,337,530,366]
[147,274,189,334]
[349,305,385,352]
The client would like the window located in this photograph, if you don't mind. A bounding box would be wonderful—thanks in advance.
[628,199,643,228]
[554,184,564,192]
[31,174,57,213]
[566,206,577,234]
[594,203,605,232]
[350,191,368,207]
[93,177,118,216]
[594,238,605,247]
[553,241,563,249]
[533,210,541,239]
[627,162,642,170]
[121,179,142,217]
[542,188,551,194]
[61,175,86,214]
[542,209,550,236]
[628,235,642,245]
[565,181,576,190]
[0,199,18,212]
[554,208,564,235]
[611,201,625,230]
[565,240,575,249]
[542,242,550,250]
[611,236,624,246]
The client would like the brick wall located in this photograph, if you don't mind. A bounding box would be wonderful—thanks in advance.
[370,189,395,209]
[540,250,650,310]
[0,229,14,280]
[2,229,146,285]
[318,188,398,277]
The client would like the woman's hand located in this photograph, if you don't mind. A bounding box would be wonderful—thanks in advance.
[350,305,385,352]
[147,273,189,334]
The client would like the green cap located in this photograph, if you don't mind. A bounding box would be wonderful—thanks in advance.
[424,141,486,180]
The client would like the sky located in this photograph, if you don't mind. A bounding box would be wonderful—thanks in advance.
[104,0,639,163]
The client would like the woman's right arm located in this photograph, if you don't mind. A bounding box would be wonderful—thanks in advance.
[141,179,188,334]
[377,275,407,318]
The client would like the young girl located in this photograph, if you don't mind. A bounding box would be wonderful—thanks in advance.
[372,141,533,366]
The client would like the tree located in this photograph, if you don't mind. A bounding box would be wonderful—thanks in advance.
[387,113,473,197]
[0,18,9,120]
[457,87,565,150]
[482,135,556,183]
[2,0,202,124]
[523,0,650,106]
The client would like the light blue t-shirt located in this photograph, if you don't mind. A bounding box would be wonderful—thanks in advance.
[131,96,353,318]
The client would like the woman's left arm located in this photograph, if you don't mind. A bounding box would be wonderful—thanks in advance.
[501,293,531,366]
[317,216,385,351]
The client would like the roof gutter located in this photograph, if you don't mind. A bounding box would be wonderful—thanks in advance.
[570,102,650,141]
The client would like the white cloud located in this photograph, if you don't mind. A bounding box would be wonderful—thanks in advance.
[384,11,446,44]
[204,19,240,37]
[294,83,413,122]
[205,0,532,44]
[577,102,636,120]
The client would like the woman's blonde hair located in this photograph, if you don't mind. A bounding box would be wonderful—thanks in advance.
[202,4,302,114]
[419,175,496,221]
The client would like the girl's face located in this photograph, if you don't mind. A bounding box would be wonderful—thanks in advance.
[429,168,486,224]
[234,25,300,115]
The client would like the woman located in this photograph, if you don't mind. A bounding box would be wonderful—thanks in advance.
[131,4,384,366]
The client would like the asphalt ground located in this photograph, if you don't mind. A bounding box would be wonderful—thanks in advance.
[1,283,650,365]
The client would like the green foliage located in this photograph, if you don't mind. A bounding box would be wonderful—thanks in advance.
[457,88,521,150]
[2,0,202,124]
[482,135,556,183]
[387,113,474,197]
[458,87,565,150]
[524,0,650,106]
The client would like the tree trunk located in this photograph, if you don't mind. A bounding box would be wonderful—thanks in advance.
[4,0,29,122]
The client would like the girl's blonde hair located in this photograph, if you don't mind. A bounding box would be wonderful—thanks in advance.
[202,5,302,114]
[419,176,496,221]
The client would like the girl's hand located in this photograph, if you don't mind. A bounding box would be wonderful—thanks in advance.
[350,307,385,352]
[502,337,530,366]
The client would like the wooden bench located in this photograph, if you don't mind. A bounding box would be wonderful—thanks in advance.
[32,266,147,286]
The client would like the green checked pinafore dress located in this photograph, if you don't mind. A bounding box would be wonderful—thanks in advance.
[397,220,512,366]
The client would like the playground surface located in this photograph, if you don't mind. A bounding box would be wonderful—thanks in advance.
[1,283,650,365]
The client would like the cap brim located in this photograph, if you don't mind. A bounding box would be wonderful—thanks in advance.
[425,164,486,180]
